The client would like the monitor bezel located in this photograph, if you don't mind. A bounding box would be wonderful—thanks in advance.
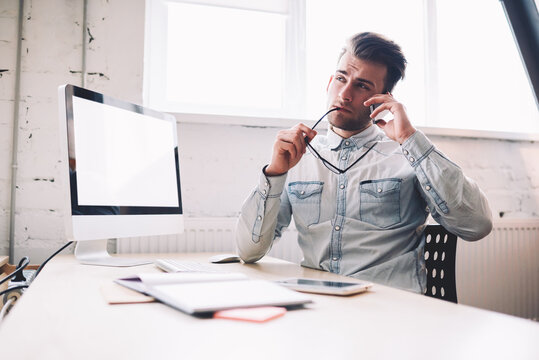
[63,84,183,216]
[58,84,184,256]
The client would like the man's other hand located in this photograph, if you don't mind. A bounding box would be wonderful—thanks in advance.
[265,124,317,176]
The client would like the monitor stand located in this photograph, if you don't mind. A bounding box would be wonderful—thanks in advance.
[75,239,152,267]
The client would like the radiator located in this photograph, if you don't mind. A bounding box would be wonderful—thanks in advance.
[456,219,539,320]
[118,217,539,320]
[117,217,304,263]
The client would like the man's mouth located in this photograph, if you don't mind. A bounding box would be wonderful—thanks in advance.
[335,106,352,113]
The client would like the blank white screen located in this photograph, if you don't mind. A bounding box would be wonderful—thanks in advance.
[72,97,179,207]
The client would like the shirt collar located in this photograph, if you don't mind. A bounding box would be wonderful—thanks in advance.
[326,124,382,150]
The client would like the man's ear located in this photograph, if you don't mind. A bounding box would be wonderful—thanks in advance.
[326,75,334,92]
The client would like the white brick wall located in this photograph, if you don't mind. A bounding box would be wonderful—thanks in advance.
[0,0,145,261]
[0,0,538,263]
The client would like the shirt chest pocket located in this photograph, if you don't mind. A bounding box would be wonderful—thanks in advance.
[360,178,402,228]
[288,181,324,227]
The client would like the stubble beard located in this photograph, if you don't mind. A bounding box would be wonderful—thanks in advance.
[328,108,372,132]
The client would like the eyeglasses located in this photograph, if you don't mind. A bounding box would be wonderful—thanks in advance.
[306,108,377,174]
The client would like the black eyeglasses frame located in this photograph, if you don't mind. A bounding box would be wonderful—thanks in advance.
[305,108,377,175]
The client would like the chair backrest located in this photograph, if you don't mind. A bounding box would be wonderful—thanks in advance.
[423,225,458,303]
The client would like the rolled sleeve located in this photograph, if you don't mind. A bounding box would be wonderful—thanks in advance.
[401,131,492,241]
[258,166,287,198]
[400,130,435,167]
[236,166,288,262]
[251,167,287,240]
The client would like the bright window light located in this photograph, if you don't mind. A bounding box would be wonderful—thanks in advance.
[145,0,538,134]
[165,2,286,115]
[305,0,425,123]
[436,0,538,133]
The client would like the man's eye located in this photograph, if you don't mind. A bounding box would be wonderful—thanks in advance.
[335,75,345,82]
[356,83,370,90]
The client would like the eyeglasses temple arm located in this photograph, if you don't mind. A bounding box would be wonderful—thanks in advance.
[304,107,340,144]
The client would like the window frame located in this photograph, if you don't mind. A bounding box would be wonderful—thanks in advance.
[144,0,539,140]
[143,0,306,118]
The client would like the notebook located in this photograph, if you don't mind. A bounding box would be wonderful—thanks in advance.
[115,272,312,315]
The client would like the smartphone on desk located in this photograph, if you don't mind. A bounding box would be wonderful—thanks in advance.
[276,278,372,296]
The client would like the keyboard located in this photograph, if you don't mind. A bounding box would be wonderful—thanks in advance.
[154,259,219,273]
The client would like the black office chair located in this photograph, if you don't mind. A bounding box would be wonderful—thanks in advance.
[423,225,458,303]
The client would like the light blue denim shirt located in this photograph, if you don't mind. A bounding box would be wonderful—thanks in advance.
[236,125,492,293]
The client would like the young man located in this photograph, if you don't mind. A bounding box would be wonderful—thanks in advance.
[235,32,492,293]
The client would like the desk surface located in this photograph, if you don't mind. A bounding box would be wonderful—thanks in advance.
[0,253,537,359]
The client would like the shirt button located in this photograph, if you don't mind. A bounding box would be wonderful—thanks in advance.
[425,185,431,191]
[339,184,345,189]
[264,181,269,187]
[257,215,262,220]
[344,141,350,146]
[341,156,347,160]
[334,225,341,231]
[409,157,415,163]
[332,257,338,261]
[377,188,382,193]
[262,189,267,195]
[300,190,305,195]
[403,149,409,155]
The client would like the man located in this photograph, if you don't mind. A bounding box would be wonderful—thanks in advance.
[235,32,492,293]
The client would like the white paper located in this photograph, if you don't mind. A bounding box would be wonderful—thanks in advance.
[137,272,248,285]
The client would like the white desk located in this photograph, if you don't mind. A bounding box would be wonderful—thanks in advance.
[0,253,537,359]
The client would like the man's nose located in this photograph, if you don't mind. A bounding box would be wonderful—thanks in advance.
[339,84,353,102]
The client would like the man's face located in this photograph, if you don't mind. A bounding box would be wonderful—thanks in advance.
[326,51,387,132]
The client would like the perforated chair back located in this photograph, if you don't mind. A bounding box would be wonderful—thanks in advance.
[423,225,458,303]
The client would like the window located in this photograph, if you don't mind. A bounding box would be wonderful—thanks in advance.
[145,0,538,134]
[304,0,538,132]
[145,0,302,118]
[166,4,285,110]
[305,0,425,123]
[435,0,538,132]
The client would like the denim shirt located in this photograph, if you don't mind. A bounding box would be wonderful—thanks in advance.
[236,125,492,293]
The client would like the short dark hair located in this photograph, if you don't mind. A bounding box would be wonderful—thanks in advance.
[338,32,407,93]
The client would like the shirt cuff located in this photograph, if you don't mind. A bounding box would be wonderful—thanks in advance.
[259,165,287,198]
[400,130,434,166]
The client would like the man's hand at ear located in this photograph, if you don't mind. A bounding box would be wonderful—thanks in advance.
[365,93,416,144]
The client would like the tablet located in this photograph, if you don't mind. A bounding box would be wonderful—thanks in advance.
[276,278,372,296]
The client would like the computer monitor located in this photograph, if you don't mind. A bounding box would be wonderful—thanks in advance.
[58,84,184,266]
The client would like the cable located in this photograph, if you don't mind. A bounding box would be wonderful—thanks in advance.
[0,242,72,321]
[0,284,28,298]
[0,284,28,322]
[0,297,16,321]
[33,241,74,279]
[0,241,72,293]
[12,256,30,282]
[8,0,25,263]
[0,256,29,287]
[82,0,88,87]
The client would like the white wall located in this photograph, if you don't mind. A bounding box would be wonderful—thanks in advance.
[0,0,145,262]
[179,121,539,220]
[1,0,538,263]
